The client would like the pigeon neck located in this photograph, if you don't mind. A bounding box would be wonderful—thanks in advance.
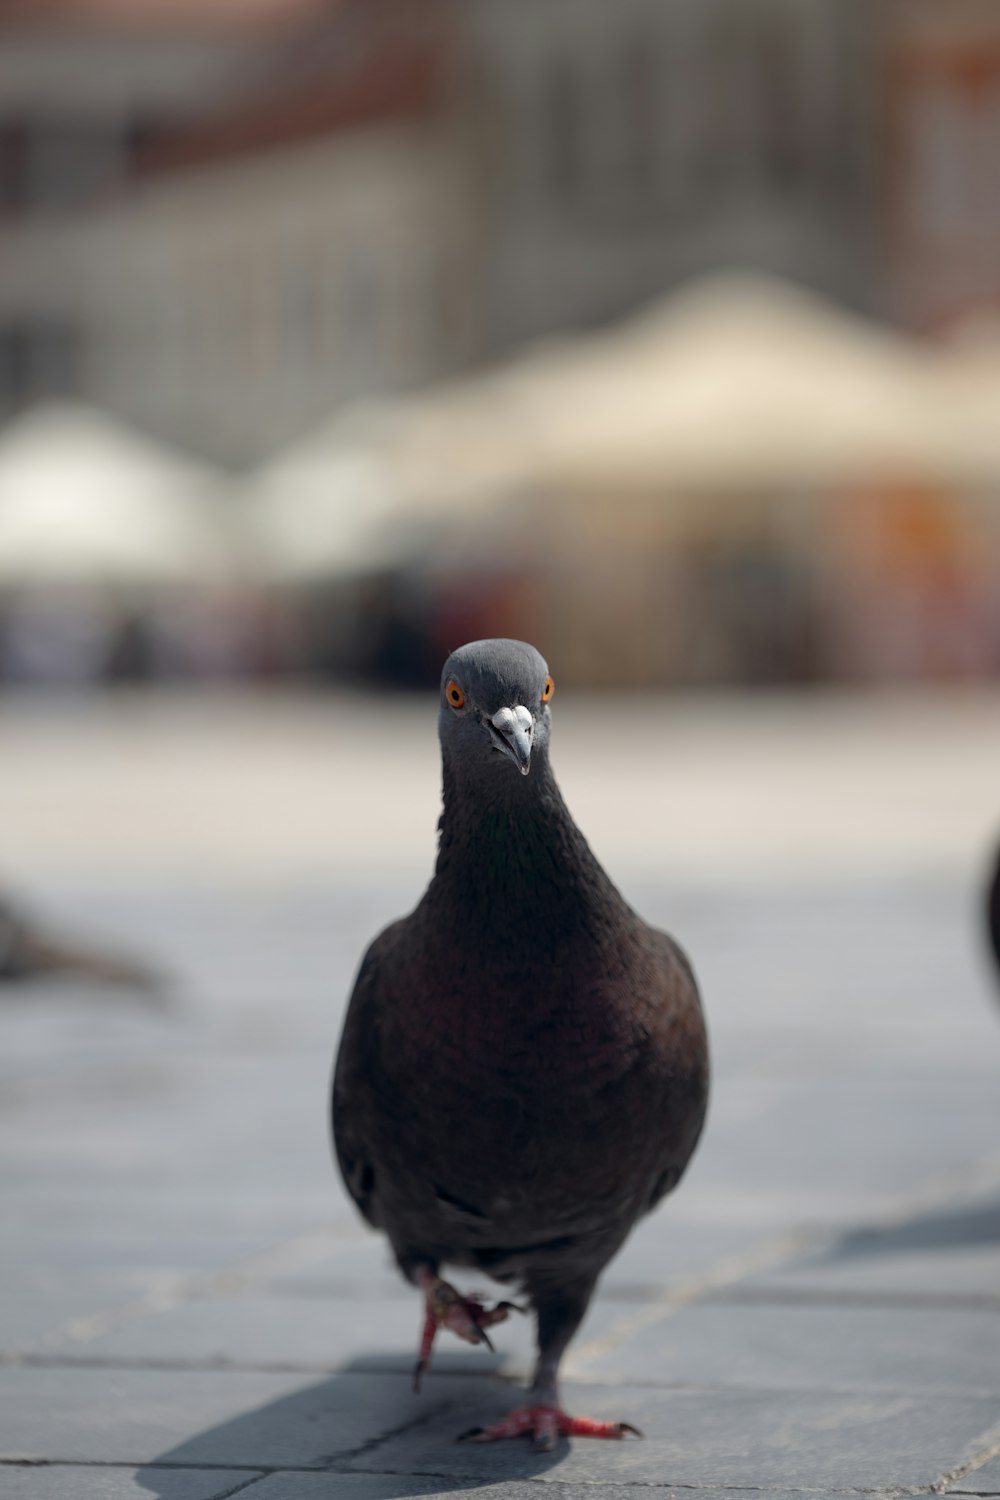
[428,749,630,941]
[436,745,564,844]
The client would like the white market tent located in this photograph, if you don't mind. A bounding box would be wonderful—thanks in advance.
[245,436,402,582]
[376,275,1000,494]
[0,402,239,587]
[245,274,1000,580]
[243,382,538,582]
[529,276,1000,494]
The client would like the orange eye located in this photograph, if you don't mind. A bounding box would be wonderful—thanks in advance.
[445,679,465,710]
[542,675,555,703]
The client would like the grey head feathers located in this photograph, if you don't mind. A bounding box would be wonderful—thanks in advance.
[439,638,554,783]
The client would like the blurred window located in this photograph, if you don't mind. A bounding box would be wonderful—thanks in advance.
[0,120,28,211]
[757,15,802,189]
[124,116,161,166]
[31,321,80,396]
[0,321,78,408]
[343,243,380,387]
[544,57,583,199]
[22,121,123,209]
[622,34,659,193]
[884,24,1000,322]
[697,17,748,187]
[0,328,30,409]
[697,7,804,193]
[425,241,465,362]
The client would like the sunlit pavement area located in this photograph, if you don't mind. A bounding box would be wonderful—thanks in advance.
[3,689,1000,1500]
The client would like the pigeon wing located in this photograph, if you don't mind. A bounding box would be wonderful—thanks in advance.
[331,921,404,1228]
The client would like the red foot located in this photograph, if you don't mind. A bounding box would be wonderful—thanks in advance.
[459,1403,642,1453]
[412,1272,521,1390]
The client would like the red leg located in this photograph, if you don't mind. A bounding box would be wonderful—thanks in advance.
[414,1300,439,1391]
[460,1403,641,1452]
[412,1269,522,1390]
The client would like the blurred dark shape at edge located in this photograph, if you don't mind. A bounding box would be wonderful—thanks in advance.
[0,889,171,1003]
[987,847,1000,989]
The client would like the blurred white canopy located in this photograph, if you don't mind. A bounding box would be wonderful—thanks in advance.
[245,437,401,581]
[244,385,535,582]
[0,402,237,586]
[246,274,1000,580]
[532,276,1000,492]
[332,275,1000,497]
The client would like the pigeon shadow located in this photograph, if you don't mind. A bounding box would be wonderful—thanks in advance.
[823,1195,1000,1262]
[135,1356,565,1497]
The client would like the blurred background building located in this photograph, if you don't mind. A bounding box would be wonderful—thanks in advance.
[0,0,998,687]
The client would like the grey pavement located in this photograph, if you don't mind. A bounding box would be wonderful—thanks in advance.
[2,693,1000,1498]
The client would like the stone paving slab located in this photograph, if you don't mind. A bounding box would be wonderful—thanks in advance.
[752,1250,1000,1301]
[744,1194,1000,1302]
[8,1356,996,1492]
[0,1366,432,1469]
[246,1480,865,1500]
[29,1291,623,1381]
[0,1202,329,1282]
[680,1075,1000,1228]
[579,1297,1000,1393]
[0,1270,177,1350]
[953,1453,1000,1493]
[346,1381,1000,1491]
[0,1468,262,1500]
[4,855,1000,1498]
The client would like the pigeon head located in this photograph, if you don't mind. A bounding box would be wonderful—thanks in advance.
[438,638,554,782]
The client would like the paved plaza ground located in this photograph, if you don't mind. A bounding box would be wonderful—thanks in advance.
[2,690,1000,1499]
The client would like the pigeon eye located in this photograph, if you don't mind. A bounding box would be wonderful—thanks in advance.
[445,680,465,710]
[542,675,555,704]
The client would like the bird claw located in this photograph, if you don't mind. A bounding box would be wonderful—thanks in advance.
[413,1274,513,1389]
[460,1293,522,1333]
[495,1299,528,1317]
[457,1404,643,1449]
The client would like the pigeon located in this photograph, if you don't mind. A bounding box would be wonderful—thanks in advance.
[0,892,166,997]
[332,638,709,1450]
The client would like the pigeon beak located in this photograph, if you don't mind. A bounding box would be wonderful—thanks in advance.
[489,705,534,776]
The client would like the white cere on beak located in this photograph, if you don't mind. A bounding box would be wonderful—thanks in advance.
[490,704,534,774]
[491,705,532,737]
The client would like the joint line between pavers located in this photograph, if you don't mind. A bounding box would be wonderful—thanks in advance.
[206,1474,272,1500]
[567,1148,1000,1375]
[17,1217,370,1359]
[565,1225,824,1372]
[0,1351,519,1383]
[354,1470,923,1496]
[0,1459,317,1475]
[934,1422,1000,1493]
[330,1400,454,1466]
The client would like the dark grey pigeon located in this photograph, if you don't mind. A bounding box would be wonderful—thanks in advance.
[332,639,709,1450]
